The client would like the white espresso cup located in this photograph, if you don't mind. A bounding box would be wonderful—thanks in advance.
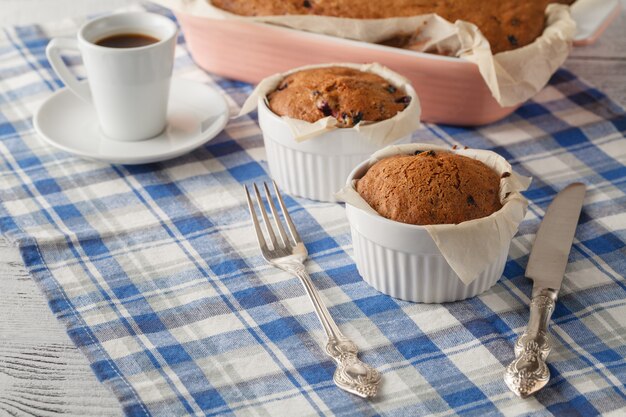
[46,12,178,141]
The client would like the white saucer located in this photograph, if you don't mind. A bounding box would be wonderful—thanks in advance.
[33,78,229,165]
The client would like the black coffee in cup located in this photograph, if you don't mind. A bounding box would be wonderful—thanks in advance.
[95,33,159,48]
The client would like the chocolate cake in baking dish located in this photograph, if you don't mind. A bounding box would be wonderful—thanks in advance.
[212,0,576,53]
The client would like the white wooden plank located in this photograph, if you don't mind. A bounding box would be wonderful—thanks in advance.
[0,238,123,417]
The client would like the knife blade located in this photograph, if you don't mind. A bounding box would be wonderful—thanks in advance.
[525,182,587,290]
[504,183,586,398]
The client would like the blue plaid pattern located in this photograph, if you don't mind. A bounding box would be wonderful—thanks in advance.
[1,5,625,417]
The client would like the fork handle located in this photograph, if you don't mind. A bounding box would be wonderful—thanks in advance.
[283,262,381,398]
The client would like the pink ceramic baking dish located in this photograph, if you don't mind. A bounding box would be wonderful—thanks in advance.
[176,15,514,126]
[175,0,619,126]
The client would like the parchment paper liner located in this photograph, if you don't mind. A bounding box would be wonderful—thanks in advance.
[335,143,532,285]
[154,0,576,107]
[239,62,421,145]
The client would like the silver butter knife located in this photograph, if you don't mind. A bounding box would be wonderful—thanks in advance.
[504,182,586,398]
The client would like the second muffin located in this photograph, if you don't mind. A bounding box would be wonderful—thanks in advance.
[267,66,411,127]
[238,62,421,202]
[356,150,502,225]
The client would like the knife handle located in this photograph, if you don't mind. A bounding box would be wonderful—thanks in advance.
[504,288,557,398]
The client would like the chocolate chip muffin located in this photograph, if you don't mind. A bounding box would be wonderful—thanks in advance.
[356,150,502,225]
[267,66,410,127]
[212,0,576,54]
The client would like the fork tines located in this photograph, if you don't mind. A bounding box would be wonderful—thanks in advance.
[244,181,302,251]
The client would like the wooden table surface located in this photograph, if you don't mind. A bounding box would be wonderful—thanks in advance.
[1,2,625,416]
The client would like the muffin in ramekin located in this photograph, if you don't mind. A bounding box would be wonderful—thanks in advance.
[337,143,530,303]
[240,63,421,202]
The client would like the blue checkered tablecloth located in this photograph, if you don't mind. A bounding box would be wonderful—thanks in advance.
[1,5,625,417]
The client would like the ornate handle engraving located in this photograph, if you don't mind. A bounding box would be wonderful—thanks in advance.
[279,260,381,398]
[504,291,556,398]
[326,338,381,398]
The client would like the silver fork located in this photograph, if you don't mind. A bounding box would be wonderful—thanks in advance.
[244,181,381,398]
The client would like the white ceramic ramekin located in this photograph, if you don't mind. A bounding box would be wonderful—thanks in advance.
[257,68,417,202]
[346,203,510,303]
[343,150,514,303]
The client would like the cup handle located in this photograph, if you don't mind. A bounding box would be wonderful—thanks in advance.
[46,38,91,103]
